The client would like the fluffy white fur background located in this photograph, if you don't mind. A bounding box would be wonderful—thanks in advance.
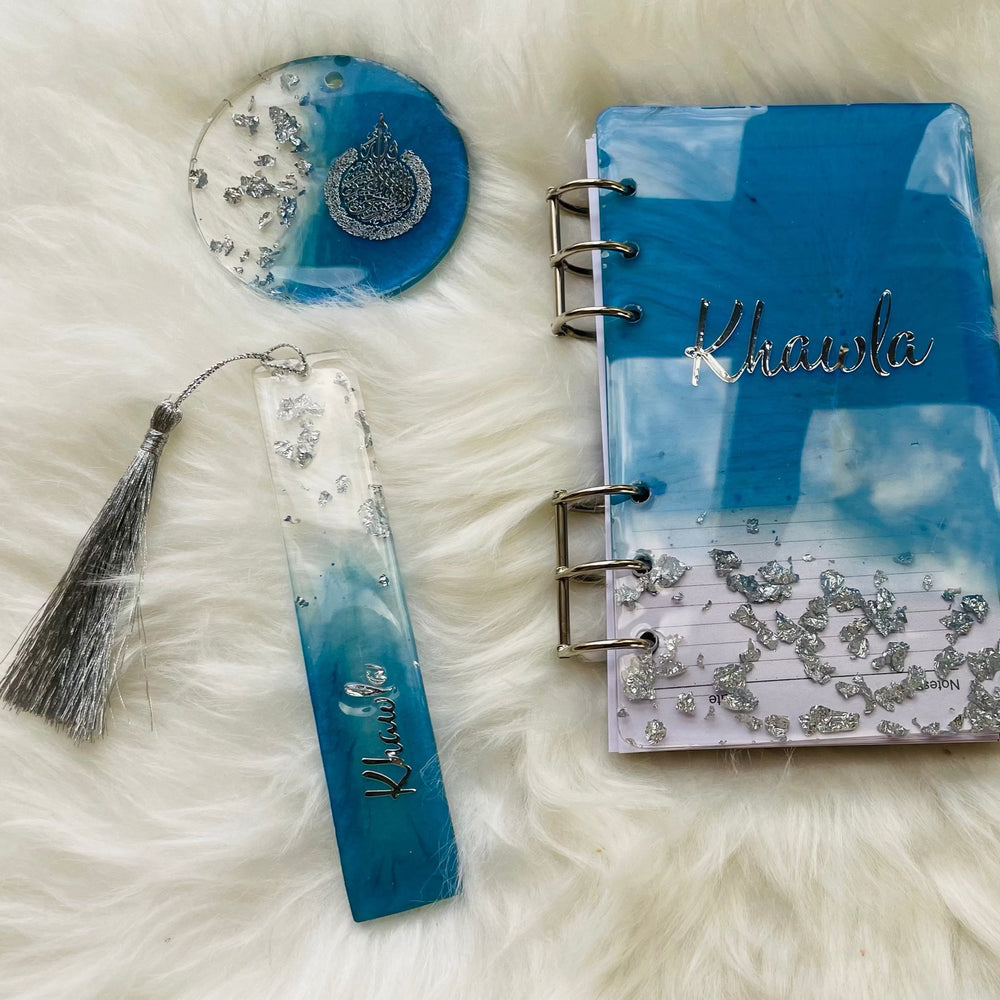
[2,2,1000,998]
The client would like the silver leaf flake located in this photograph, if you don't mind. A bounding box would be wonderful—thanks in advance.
[774,611,804,645]
[819,570,846,597]
[727,573,790,604]
[622,655,656,702]
[634,550,689,593]
[676,693,696,715]
[280,72,300,91]
[799,705,859,736]
[755,624,779,651]
[765,714,790,741]
[294,596,309,607]
[270,106,305,148]
[242,174,277,199]
[940,609,976,637]
[233,266,243,275]
[696,654,705,668]
[255,154,277,167]
[209,236,235,256]
[239,248,251,262]
[251,272,274,288]
[670,593,684,604]
[734,713,763,732]
[835,675,876,714]
[317,491,332,506]
[258,245,281,268]
[359,493,391,538]
[356,411,374,448]
[802,553,815,562]
[967,646,1000,681]
[877,719,909,738]
[846,634,869,660]
[967,680,1000,733]
[223,186,243,205]
[696,511,707,524]
[232,113,259,135]
[798,599,828,633]
[189,167,208,188]
[378,575,390,588]
[258,211,274,230]
[800,654,835,685]
[645,719,667,745]
[914,718,941,736]
[615,584,641,611]
[832,588,865,612]
[922,574,934,592]
[758,560,799,586]
[934,646,965,680]
[713,662,758,713]
[745,518,759,534]
[794,633,825,657]
[961,594,989,623]
[948,713,965,733]
[871,641,909,672]
[335,474,351,494]
[874,570,889,588]
[942,588,961,603]
[294,158,314,176]
[709,548,742,576]
[277,393,325,421]
[893,552,914,566]
[273,422,320,467]
[278,195,297,226]
[739,639,761,665]
[731,602,761,631]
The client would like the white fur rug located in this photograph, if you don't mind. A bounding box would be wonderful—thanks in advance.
[3,1,1000,997]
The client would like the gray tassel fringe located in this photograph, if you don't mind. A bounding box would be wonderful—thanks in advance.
[0,343,307,742]
[0,401,182,741]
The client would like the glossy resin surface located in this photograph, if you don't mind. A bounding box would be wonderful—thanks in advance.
[192,55,469,302]
[255,356,458,918]
[594,105,1000,749]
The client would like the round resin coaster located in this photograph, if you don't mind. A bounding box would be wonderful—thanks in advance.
[189,55,469,302]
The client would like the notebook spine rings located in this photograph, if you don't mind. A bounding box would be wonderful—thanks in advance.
[547,178,638,340]
[552,486,655,658]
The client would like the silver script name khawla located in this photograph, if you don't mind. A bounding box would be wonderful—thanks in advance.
[685,290,933,386]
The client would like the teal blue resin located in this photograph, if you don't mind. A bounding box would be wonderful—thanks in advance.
[192,55,469,302]
[596,105,1000,587]
[255,359,458,920]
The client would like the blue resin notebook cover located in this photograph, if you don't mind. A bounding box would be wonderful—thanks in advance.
[590,104,1000,751]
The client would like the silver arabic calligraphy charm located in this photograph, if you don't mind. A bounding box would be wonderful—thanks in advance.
[324,114,432,241]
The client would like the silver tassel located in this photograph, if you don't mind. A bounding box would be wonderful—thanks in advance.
[0,344,307,741]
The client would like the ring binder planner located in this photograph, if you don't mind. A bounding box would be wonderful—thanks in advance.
[550,103,1000,752]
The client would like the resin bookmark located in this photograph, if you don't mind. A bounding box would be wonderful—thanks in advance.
[254,354,459,921]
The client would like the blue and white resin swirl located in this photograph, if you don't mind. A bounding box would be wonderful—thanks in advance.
[255,355,459,920]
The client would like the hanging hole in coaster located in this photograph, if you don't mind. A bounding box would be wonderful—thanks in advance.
[324,71,344,89]
[638,630,659,652]
[619,177,637,196]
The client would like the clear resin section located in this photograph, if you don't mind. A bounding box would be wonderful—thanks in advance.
[254,355,458,920]
[594,105,1000,750]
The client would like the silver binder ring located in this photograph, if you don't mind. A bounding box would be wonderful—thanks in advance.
[550,239,638,277]
[546,177,636,214]
[552,304,642,340]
